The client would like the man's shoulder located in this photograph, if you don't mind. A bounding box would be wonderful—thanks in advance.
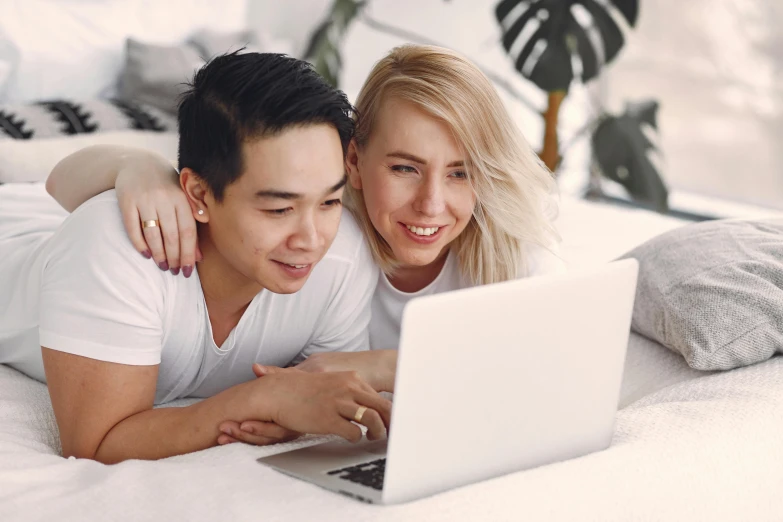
[60,189,125,231]
[43,190,162,278]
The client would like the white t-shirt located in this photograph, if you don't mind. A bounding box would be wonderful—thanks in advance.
[0,190,378,404]
[369,244,567,350]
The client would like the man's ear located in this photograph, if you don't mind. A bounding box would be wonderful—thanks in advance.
[180,168,210,223]
[345,139,362,190]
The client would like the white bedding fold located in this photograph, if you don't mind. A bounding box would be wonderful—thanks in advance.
[1,335,781,521]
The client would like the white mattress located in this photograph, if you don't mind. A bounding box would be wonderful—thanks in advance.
[1,183,782,521]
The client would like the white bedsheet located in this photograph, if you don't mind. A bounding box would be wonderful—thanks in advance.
[1,184,782,521]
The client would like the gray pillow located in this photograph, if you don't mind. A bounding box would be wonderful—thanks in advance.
[187,29,259,60]
[118,38,204,115]
[619,218,783,370]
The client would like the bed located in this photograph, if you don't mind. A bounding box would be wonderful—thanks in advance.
[2,2,783,520]
[1,181,782,521]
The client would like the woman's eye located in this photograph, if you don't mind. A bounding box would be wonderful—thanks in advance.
[323,199,343,208]
[450,170,467,179]
[391,165,417,173]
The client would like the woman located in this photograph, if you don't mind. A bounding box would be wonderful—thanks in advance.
[48,44,563,445]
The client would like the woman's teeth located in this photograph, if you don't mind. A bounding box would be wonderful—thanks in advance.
[406,225,440,236]
[285,263,307,269]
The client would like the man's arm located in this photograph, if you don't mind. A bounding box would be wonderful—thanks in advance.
[43,349,392,464]
[46,145,174,212]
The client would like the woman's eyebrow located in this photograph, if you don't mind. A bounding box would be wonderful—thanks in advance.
[387,151,464,168]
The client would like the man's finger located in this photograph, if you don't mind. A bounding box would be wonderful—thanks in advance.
[329,416,364,443]
[354,391,393,431]
[240,420,298,441]
[217,434,239,445]
[339,402,386,441]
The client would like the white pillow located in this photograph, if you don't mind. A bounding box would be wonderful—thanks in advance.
[0,0,247,103]
[0,131,178,184]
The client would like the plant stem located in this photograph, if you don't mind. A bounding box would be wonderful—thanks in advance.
[541,90,566,173]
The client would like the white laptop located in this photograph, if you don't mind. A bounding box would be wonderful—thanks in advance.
[258,258,639,505]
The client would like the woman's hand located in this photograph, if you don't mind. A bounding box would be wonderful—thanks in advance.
[294,350,398,393]
[218,364,392,447]
[115,159,202,276]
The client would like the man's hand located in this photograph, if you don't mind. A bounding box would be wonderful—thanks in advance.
[293,350,398,393]
[217,420,300,447]
[223,364,391,446]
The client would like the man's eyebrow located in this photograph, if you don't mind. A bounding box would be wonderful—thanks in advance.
[254,175,347,200]
[325,175,348,195]
[387,151,464,168]
[254,189,301,200]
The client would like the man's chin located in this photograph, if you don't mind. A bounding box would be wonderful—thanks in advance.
[256,277,309,295]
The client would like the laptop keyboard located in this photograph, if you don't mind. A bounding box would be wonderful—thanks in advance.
[327,458,386,490]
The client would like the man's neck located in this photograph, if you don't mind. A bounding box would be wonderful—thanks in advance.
[196,235,262,321]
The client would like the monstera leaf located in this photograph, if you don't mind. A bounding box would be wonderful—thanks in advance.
[495,0,638,91]
[591,100,668,212]
[304,0,366,87]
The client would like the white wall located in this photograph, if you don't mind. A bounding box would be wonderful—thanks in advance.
[606,0,783,209]
[247,0,594,186]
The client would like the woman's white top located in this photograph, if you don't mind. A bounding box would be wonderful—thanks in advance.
[369,244,566,350]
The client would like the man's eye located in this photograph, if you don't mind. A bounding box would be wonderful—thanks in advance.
[323,199,343,207]
[265,208,292,216]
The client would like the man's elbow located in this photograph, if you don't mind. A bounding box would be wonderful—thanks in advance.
[44,171,57,198]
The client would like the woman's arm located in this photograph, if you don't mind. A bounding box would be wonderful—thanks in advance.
[46,145,199,273]
[46,145,175,212]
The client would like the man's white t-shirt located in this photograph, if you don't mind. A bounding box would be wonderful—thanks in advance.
[369,244,567,350]
[0,190,378,404]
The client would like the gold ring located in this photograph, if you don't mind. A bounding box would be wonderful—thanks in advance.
[142,219,160,229]
[353,406,368,423]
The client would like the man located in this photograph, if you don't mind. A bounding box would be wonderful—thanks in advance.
[0,52,390,463]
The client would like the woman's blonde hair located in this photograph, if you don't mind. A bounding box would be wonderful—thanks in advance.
[345,44,559,285]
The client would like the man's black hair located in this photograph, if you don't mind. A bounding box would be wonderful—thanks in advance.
[177,51,355,201]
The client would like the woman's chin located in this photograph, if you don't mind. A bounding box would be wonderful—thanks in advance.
[392,246,446,269]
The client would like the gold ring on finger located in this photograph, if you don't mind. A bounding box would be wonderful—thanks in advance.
[142,219,160,229]
[353,406,368,423]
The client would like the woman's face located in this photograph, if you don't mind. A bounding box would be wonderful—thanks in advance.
[347,98,477,269]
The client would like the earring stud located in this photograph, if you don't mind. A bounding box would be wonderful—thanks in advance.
[197,209,204,215]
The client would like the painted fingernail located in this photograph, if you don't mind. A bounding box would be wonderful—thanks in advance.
[141,250,152,259]
[182,265,193,278]
[158,261,169,271]
[170,267,180,276]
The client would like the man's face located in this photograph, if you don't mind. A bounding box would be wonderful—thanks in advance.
[205,124,346,294]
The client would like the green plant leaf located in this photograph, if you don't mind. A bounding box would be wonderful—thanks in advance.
[494,0,638,91]
[304,0,366,87]
[591,100,669,212]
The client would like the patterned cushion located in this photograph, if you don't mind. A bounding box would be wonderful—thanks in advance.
[0,98,176,140]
